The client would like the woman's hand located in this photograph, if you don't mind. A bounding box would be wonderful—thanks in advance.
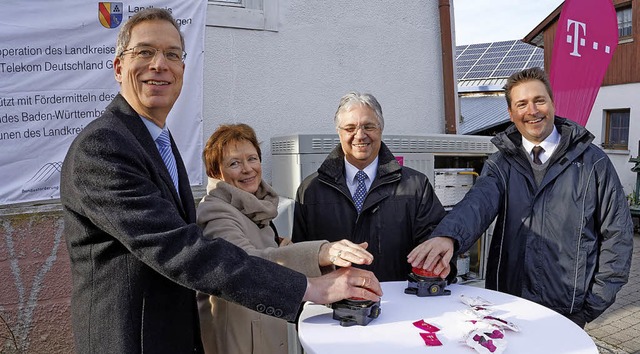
[319,240,373,267]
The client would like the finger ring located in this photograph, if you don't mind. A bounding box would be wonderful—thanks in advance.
[330,256,337,263]
[361,277,367,287]
[336,250,343,258]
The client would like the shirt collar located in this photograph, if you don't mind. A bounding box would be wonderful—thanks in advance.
[140,116,167,141]
[522,125,560,155]
[344,156,379,183]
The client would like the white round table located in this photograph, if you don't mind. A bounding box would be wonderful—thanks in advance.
[298,281,597,354]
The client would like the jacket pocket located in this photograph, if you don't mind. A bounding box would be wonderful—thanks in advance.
[251,319,264,354]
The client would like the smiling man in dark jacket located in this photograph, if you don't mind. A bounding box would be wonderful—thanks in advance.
[410,67,634,328]
[293,91,454,282]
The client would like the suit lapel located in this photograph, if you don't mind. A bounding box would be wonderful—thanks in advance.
[170,133,196,222]
[111,95,188,218]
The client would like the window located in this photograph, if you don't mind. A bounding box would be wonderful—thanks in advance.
[603,109,630,150]
[617,6,632,38]
[207,0,278,31]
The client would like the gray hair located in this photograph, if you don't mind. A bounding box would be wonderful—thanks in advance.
[115,8,185,58]
[334,91,384,131]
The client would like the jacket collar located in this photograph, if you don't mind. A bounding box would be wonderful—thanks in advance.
[318,141,401,187]
[492,116,593,163]
[491,116,595,190]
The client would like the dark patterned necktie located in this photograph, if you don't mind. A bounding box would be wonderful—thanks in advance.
[532,145,544,165]
[353,170,367,214]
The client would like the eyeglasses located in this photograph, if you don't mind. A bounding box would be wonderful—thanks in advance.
[338,123,380,135]
[120,45,186,62]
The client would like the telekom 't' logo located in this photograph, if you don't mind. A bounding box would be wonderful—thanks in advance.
[566,19,612,57]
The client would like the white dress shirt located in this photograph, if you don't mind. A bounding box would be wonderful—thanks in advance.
[521,126,560,164]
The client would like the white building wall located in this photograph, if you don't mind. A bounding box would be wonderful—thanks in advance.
[202,1,446,183]
[585,83,640,196]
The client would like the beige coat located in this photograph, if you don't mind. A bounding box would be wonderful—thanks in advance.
[196,178,331,354]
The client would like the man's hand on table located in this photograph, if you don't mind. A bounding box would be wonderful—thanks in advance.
[304,267,383,304]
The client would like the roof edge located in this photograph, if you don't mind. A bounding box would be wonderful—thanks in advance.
[523,1,564,47]
[458,85,504,93]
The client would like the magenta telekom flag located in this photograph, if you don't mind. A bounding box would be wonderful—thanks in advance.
[549,0,618,126]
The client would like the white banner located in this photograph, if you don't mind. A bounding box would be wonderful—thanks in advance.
[0,1,204,205]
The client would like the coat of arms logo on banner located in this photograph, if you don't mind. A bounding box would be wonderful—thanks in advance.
[98,2,123,29]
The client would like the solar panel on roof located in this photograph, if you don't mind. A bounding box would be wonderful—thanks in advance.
[476,58,501,66]
[457,52,481,58]
[483,47,502,53]
[508,49,534,56]
[512,41,531,48]
[466,70,493,79]
[482,51,504,58]
[457,61,477,70]
[472,64,498,71]
[503,55,530,62]
[464,49,486,56]
[480,54,503,60]
[493,69,517,77]
[457,40,543,85]
[497,62,522,70]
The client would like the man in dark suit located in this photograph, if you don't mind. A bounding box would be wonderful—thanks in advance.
[61,9,381,353]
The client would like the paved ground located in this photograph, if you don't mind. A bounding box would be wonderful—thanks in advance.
[585,231,640,354]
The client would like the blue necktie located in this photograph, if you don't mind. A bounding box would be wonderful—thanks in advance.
[156,130,180,193]
[353,170,367,214]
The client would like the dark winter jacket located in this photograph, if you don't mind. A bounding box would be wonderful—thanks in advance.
[293,142,450,282]
[431,117,634,323]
